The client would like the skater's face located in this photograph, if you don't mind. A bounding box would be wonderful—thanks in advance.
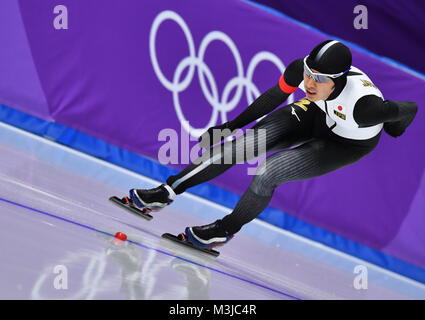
[303,69,335,101]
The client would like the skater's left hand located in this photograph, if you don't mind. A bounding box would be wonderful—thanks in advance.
[383,101,418,138]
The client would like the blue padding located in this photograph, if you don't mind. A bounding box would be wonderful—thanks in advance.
[1,103,424,284]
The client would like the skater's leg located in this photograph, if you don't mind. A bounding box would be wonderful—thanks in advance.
[166,126,270,194]
[221,138,378,235]
[166,103,317,195]
[130,100,317,210]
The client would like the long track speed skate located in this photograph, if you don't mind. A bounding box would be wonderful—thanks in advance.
[162,232,220,257]
[109,196,154,221]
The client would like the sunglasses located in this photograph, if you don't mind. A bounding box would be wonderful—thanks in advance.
[303,56,350,83]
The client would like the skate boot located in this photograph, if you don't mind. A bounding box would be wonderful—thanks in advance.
[185,220,233,249]
[129,184,176,211]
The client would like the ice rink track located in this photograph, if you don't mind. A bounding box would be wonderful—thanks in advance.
[1,121,425,300]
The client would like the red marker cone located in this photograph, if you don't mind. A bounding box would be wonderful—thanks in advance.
[115,232,127,241]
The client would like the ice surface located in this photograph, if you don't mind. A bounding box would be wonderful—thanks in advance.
[0,122,424,300]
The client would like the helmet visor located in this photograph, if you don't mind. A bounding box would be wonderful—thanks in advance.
[303,56,350,83]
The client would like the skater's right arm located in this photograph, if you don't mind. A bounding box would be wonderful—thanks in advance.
[226,58,304,131]
[198,59,303,147]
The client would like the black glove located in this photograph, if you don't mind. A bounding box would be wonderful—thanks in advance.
[198,122,237,149]
[383,101,418,138]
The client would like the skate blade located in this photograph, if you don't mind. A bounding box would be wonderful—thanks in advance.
[161,233,220,257]
[109,196,153,221]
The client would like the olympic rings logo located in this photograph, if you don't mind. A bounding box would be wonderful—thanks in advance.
[149,10,293,137]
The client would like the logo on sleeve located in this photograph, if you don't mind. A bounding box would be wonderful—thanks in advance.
[360,79,377,89]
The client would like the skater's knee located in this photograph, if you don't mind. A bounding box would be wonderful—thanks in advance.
[249,182,275,197]
[251,158,269,177]
[249,166,276,196]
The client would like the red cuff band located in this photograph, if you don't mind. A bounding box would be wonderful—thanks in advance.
[279,74,298,94]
